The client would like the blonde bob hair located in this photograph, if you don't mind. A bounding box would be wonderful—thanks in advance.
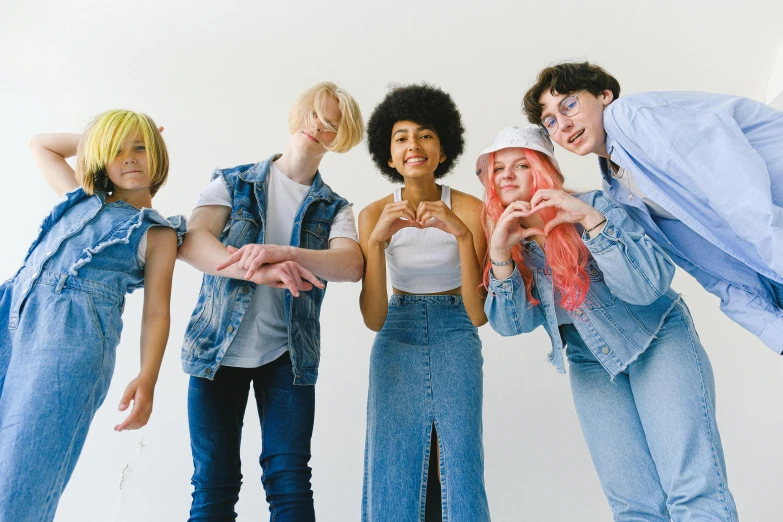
[288,82,364,154]
[76,109,169,197]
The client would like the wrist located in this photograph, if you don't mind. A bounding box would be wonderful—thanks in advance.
[137,369,159,385]
[490,246,512,261]
[455,229,473,243]
[580,209,605,230]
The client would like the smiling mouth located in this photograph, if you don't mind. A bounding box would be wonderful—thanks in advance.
[568,130,585,144]
[405,156,426,165]
[303,131,319,143]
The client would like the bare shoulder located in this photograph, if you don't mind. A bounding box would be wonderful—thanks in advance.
[450,188,484,218]
[146,226,178,252]
[359,194,395,223]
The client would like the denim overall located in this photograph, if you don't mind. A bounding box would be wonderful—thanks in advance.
[486,191,737,521]
[0,188,185,522]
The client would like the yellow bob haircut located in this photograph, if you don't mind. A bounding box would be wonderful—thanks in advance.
[76,109,169,197]
[288,82,364,154]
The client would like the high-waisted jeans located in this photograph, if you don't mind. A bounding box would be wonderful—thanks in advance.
[563,302,738,521]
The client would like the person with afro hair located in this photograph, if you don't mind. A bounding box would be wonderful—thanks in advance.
[358,84,490,522]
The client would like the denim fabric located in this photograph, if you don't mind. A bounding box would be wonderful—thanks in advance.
[362,295,490,522]
[0,189,185,522]
[181,155,349,385]
[486,190,680,377]
[188,353,315,522]
[564,302,738,521]
[601,91,783,353]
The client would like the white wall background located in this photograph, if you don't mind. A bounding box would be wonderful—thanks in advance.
[2,1,782,520]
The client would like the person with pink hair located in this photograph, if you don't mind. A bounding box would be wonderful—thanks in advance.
[479,125,738,521]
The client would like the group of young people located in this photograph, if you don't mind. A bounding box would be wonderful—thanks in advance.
[0,61,780,522]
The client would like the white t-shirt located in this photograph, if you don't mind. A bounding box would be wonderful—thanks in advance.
[611,165,677,220]
[196,162,358,368]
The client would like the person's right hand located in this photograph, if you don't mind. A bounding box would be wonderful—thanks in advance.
[247,261,325,297]
[490,201,544,258]
[369,200,421,244]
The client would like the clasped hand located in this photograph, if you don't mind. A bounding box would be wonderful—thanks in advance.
[216,244,324,297]
[370,199,469,244]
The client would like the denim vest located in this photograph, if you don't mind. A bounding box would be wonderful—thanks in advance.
[181,155,349,385]
[485,190,681,378]
[7,188,186,330]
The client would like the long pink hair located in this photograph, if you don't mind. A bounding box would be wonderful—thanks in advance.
[479,148,590,311]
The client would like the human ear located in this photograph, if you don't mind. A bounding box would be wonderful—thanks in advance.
[600,89,615,106]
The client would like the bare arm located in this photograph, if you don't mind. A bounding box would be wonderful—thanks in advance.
[178,204,325,295]
[177,205,249,280]
[451,192,488,327]
[29,133,81,197]
[115,226,177,431]
[358,203,390,332]
[218,238,364,283]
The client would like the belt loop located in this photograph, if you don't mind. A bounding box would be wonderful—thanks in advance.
[55,274,68,294]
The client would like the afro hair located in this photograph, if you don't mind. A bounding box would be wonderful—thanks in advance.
[367,83,465,183]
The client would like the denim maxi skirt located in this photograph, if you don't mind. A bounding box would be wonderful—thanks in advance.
[362,295,490,522]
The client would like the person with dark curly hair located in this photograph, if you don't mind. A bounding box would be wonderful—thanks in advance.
[358,84,490,522]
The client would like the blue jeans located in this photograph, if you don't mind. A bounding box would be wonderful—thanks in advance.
[188,353,315,522]
[0,277,120,522]
[362,295,490,522]
[563,302,738,521]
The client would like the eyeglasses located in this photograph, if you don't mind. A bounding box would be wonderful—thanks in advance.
[540,89,586,134]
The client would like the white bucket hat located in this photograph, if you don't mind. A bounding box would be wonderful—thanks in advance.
[475,125,559,178]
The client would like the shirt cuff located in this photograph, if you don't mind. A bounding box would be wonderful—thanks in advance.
[488,264,523,295]
[583,217,622,254]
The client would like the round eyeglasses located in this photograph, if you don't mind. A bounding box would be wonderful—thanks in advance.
[541,89,586,134]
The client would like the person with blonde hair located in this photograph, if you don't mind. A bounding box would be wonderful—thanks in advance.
[178,81,364,521]
[0,110,185,522]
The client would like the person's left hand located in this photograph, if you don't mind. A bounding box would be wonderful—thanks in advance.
[217,244,292,279]
[415,200,469,238]
[114,374,156,432]
[528,189,604,235]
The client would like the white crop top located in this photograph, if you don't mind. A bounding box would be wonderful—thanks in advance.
[385,185,462,293]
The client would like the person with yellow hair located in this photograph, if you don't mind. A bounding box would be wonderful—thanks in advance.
[178,81,364,521]
[0,110,186,522]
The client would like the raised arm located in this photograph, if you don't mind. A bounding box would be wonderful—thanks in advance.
[581,193,675,305]
[358,198,420,331]
[29,133,81,197]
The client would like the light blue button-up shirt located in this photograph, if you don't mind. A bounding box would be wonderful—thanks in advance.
[601,91,783,354]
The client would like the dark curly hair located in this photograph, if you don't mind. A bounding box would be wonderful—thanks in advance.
[367,84,465,183]
[522,62,621,125]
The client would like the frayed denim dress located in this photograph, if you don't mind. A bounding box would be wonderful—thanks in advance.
[0,188,185,522]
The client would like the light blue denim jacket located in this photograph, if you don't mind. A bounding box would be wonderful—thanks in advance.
[601,91,783,353]
[181,155,349,385]
[485,190,680,377]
